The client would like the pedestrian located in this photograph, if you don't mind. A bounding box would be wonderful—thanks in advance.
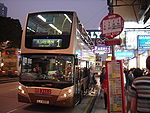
[89,65,97,92]
[101,76,107,109]
[100,67,105,98]
[91,74,97,92]
[129,56,150,113]
[126,68,143,113]
[33,64,41,73]
[100,67,107,109]
[100,67,106,85]
[133,68,143,79]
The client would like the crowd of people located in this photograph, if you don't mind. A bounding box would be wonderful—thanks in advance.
[98,56,150,113]
[128,56,150,113]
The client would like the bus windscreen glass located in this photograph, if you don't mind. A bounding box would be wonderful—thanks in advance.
[20,54,74,83]
[25,12,73,49]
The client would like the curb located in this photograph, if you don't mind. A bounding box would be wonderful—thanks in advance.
[83,91,98,113]
[0,78,19,84]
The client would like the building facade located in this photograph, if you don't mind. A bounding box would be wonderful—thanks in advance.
[0,3,7,17]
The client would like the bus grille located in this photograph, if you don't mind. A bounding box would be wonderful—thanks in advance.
[28,93,58,104]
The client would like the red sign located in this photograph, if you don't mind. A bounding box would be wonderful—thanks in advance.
[106,60,126,113]
[105,39,122,46]
[100,14,124,39]
[35,88,51,95]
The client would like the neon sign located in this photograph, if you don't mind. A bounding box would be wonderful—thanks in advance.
[138,35,150,49]
[115,51,134,58]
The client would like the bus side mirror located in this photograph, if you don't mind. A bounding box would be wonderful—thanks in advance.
[75,58,78,65]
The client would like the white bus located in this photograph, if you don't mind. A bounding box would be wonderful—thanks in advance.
[18,11,95,107]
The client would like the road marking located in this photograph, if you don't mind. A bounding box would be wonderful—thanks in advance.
[6,109,18,113]
[83,96,94,113]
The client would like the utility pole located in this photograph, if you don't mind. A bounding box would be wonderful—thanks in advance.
[108,0,113,14]
[107,0,115,60]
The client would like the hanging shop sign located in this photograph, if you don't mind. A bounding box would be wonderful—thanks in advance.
[105,39,122,46]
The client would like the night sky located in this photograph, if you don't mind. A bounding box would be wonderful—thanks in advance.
[1,0,108,30]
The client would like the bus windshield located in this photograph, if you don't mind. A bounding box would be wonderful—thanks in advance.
[20,54,74,83]
[26,12,73,36]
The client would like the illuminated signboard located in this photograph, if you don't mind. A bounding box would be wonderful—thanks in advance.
[32,39,62,48]
[87,30,101,38]
[95,46,110,52]
[115,51,134,58]
[138,35,150,49]
[87,30,108,46]
[76,50,82,58]
[126,30,150,50]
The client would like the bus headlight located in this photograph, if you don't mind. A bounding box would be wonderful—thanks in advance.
[21,90,25,94]
[1,63,4,67]
[63,93,67,97]
[18,85,22,90]
[57,86,74,101]
[18,85,26,95]
[68,89,72,93]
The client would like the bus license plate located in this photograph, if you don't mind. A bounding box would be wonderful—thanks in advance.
[35,88,51,95]
[36,100,49,104]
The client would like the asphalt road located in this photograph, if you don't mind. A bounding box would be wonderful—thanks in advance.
[0,82,97,113]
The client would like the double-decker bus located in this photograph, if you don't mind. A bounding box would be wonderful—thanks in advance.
[0,48,21,76]
[18,11,95,107]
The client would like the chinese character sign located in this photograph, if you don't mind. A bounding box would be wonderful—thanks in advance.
[106,60,126,113]
[100,14,124,39]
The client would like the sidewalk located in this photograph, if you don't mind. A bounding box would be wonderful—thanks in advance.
[90,76,107,113]
[91,88,107,113]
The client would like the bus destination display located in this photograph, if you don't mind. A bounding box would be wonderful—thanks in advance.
[32,39,62,48]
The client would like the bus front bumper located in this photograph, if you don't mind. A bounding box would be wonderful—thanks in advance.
[18,93,74,107]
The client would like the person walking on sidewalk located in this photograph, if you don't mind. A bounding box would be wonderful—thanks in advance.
[129,56,150,113]
[91,74,97,92]
[126,68,143,113]
[100,67,106,85]
[89,65,97,92]
[100,67,107,109]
